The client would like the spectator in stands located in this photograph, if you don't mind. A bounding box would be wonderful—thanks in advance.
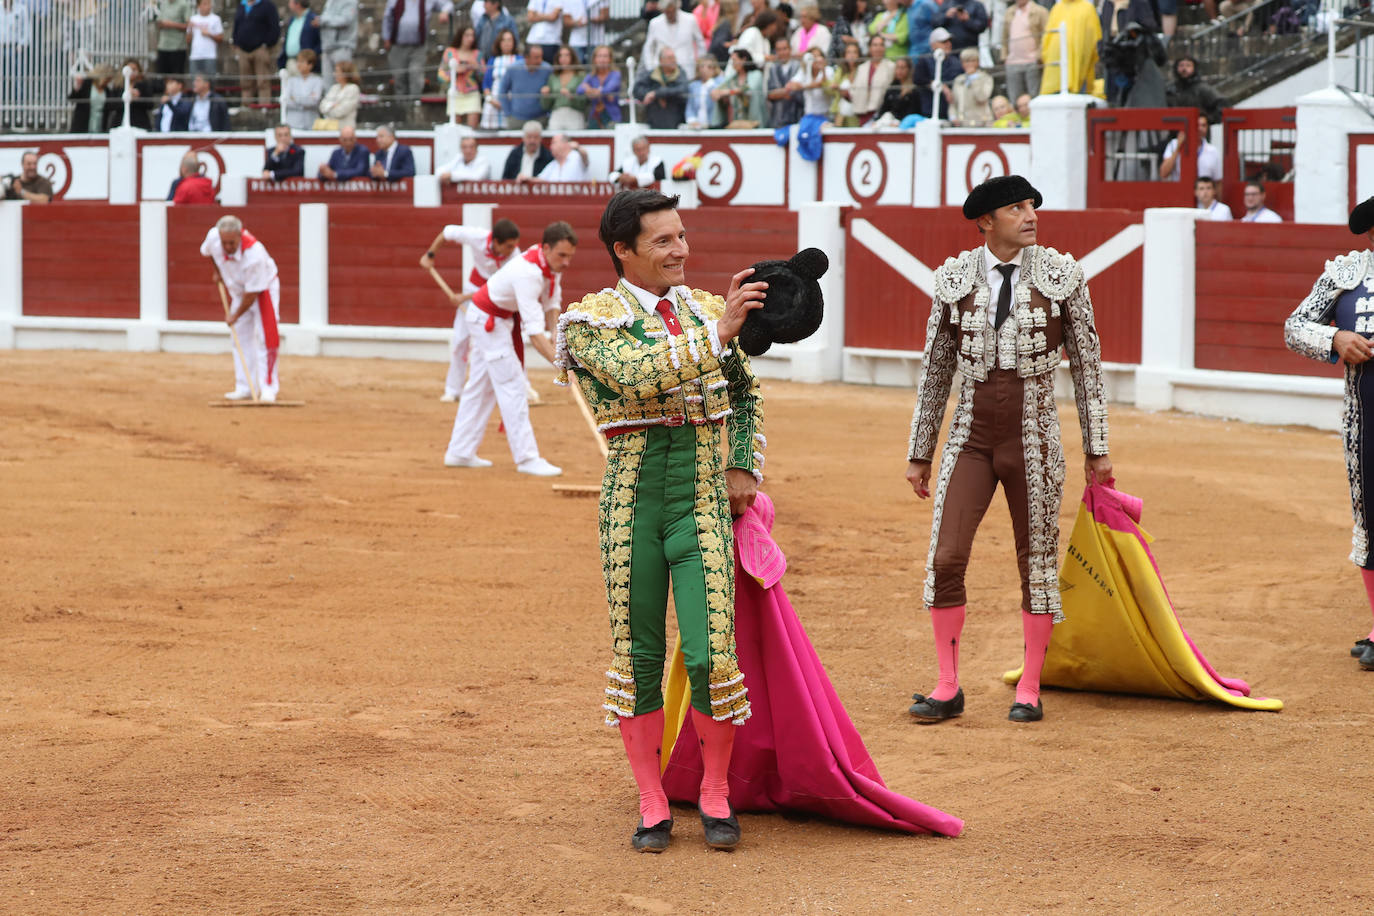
[531,132,589,182]
[850,33,893,124]
[319,125,371,180]
[580,0,610,63]
[502,120,554,178]
[233,0,281,106]
[1100,20,1166,108]
[579,44,622,127]
[282,48,324,130]
[827,41,862,126]
[371,124,417,181]
[319,58,361,127]
[714,47,764,126]
[526,0,564,62]
[1161,113,1222,181]
[765,37,802,128]
[438,134,492,181]
[830,0,873,59]
[708,0,741,64]
[734,9,782,66]
[906,0,940,63]
[876,55,921,123]
[1040,0,1100,95]
[318,0,357,81]
[1166,56,1225,124]
[793,47,831,128]
[913,27,959,118]
[1014,91,1031,122]
[187,0,225,81]
[989,93,1019,126]
[1000,0,1046,101]
[156,75,191,131]
[693,0,722,41]
[499,42,552,127]
[1194,176,1232,221]
[382,0,452,101]
[686,55,725,127]
[155,0,193,76]
[947,47,991,125]
[1218,0,1257,35]
[68,64,116,133]
[936,0,988,50]
[561,0,588,61]
[107,59,157,130]
[543,45,588,129]
[792,4,830,55]
[439,26,483,127]
[481,29,521,128]
[476,0,517,58]
[1240,181,1282,222]
[636,47,689,128]
[171,152,216,203]
[187,73,230,130]
[644,0,704,75]
[611,135,667,187]
[869,0,909,60]
[278,0,321,74]
[262,123,306,180]
[2,151,53,204]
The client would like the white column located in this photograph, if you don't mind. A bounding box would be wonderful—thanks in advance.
[296,203,329,354]
[1295,86,1374,225]
[1029,93,1098,211]
[786,124,819,211]
[613,121,648,166]
[0,202,21,348]
[1135,207,1205,411]
[130,201,168,352]
[794,201,846,381]
[413,174,442,207]
[913,118,942,207]
[219,174,248,206]
[108,126,139,205]
[434,121,463,172]
[459,203,496,286]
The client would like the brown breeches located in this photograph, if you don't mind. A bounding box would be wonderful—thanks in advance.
[930,369,1033,610]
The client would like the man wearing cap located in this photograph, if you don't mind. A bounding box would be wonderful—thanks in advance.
[905,175,1112,723]
[1284,197,1374,671]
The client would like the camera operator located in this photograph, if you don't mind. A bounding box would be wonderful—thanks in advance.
[3,152,54,204]
[1099,20,1165,108]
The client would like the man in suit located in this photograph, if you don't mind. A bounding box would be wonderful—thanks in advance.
[156,76,192,131]
[370,124,417,181]
[278,0,323,72]
[262,124,306,180]
[318,125,371,180]
[501,121,554,180]
[186,74,231,131]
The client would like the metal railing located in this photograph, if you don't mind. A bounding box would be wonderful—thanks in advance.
[1172,0,1332,99]
[0,0,151,133]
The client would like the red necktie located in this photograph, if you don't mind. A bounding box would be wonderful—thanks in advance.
[656,298,683,335]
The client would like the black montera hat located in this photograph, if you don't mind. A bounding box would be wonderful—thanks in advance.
[961,175,1044,220]
[1351,196,1374,235]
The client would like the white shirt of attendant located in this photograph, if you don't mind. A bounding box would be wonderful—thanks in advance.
[610,152,666,187]
[438,152,491,181]
[199,227,278,300]
[1199,199,1233,221]
[443,224,517,290]
[1242,206,1282,223]
[484,246,562,330]
[538,152,587,182]
[982,244,1024,370]
[1162,135,1223,182]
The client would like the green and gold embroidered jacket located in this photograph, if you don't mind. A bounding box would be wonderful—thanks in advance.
[555,281,764,479]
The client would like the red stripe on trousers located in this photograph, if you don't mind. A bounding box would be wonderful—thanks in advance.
[258,286,280,385]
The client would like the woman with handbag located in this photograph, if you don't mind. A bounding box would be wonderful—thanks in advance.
[317,58,361,128]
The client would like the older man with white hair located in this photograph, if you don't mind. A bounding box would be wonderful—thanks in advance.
[201,215,283,402]
[531,133,589,182]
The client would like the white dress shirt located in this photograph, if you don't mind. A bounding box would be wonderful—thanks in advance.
[439,153,492,181]
[983,245,1024,370]
[1242,207,1282,223]
[189,94,212,131]
[538,153,587,182]
[1199,200,1233,221]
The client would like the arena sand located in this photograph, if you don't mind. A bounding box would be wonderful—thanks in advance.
[2,351,1370,914]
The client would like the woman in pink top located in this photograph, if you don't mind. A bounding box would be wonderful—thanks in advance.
[693,0,721,41]
[791,3,833,55]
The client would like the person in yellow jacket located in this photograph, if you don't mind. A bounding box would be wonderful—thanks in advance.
[1039,0,1101,95]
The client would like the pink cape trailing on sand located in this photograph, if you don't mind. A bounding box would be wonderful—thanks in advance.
[660,492,965,837]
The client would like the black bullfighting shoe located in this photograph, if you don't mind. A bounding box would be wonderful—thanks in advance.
[631,818,673,853]
[699,809,741,850]
[908,687,964,722]
[1360,642,1374,671]
[1352,638,1372,658]
[1008,701,1044,722]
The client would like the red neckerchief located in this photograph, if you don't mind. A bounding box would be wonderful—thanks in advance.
[524,245,554,297]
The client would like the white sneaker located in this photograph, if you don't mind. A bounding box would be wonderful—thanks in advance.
[516,457,562,477]
[444,454,493,468]
[260,391,277,403]
[439,392,458,403]
[224,389,252,400]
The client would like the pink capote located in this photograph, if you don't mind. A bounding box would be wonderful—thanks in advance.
[660,493,965,837]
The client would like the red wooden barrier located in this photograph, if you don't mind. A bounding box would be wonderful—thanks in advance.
[328,205,449,327]
[246,177,414,205]
[1194,222,1349,377]
[1087,107,1196,211]
[1221,107,1295,222]
[167,205,300,323]
[23,204,140,318]
[845,207,1143,364]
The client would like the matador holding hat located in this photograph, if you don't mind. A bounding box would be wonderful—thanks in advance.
[905,175,1114,724]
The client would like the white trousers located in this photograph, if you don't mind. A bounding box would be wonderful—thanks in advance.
[444,304,472,398]
[230,279,282,400]
[445,311,539,464]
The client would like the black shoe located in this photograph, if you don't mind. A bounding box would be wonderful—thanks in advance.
[1360,643,1374,671]
[700,809,741,849]
[1353,638,1372,658]
[631,818,673,853]
[908,687,964,722]
[1008,700,1044,722]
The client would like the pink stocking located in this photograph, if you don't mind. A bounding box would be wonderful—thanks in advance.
[1361,569,1374,641]
[1016,609,1054,706]
[690,708,735,819]
[618,709,670,825]
[928,604,966,701]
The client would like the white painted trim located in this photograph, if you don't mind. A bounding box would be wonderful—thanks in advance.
[133,201,168,352]
[1079,223,1144,281]
[795,201,844,381]
[849,218,935,297]
[0,203,22,347]
[298,203,329,340]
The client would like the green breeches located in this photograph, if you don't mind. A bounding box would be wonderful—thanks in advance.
[599,423,750,726]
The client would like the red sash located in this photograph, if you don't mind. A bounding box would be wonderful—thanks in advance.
[468,266,485,289]
[470,284,524,367]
